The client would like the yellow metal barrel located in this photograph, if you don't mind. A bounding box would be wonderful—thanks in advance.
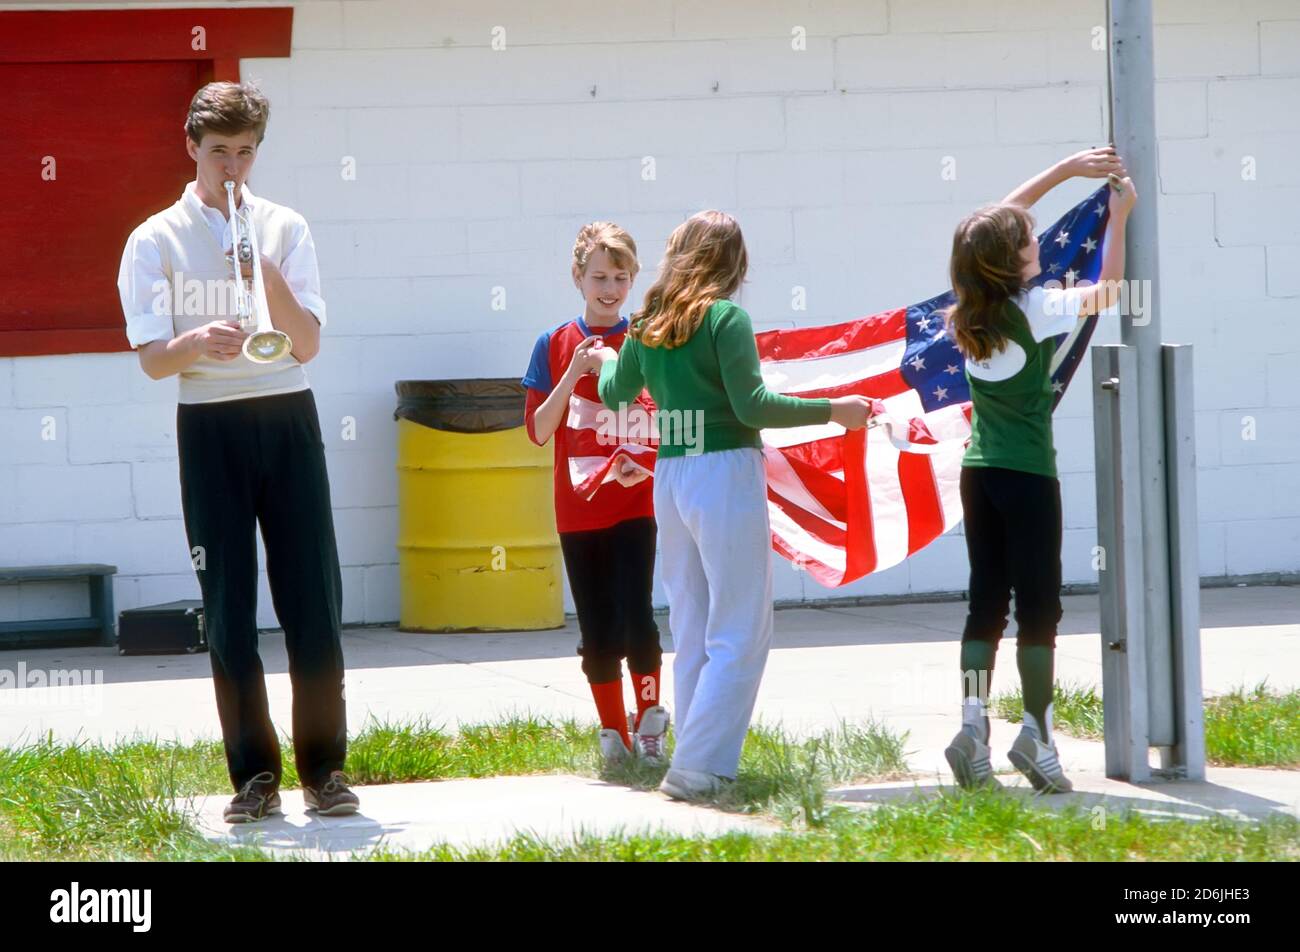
[395,380,562,631]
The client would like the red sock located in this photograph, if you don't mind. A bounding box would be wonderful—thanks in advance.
[629,668,661,731]
[589,678,631,749]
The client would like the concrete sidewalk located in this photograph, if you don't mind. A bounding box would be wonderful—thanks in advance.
[831,765,1300,823]
[4,585,1297,851]
[4,586,1295,766]
[183,775,778,859]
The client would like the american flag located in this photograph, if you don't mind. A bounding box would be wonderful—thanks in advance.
[570,186,1112,587]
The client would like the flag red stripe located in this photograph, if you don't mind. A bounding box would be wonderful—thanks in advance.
[755,307,908,361]
[898,451,945,556]
[841,428,877,578]
[782,366,912,401]
[767,490,848,547]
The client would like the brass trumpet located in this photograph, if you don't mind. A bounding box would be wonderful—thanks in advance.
[224,179,293,363]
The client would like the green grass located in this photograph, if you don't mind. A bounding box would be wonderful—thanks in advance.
[602,718,911,826]
[992,680,1105,739]
[1,713,1296,862]
[382,792,1300,862]
[1205,684,1300,767]
[993,681,1300,767]
[0,734,263,861]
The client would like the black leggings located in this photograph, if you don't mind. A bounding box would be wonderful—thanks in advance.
[559,517,662,683]
[959,466,1063,648]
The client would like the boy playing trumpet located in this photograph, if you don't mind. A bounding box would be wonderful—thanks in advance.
[117,81,357,822]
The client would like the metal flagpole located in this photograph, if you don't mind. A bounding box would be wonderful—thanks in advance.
[1099,0,1205,780]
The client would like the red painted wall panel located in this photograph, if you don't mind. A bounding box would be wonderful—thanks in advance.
[0,8,291,358]
[1,60,205,355]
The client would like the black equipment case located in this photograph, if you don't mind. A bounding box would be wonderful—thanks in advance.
[117,599,207,655]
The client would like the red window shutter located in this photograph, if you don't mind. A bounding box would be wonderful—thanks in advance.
[0,8,293,358]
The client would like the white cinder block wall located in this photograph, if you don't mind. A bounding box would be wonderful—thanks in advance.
[1,0,1297,630]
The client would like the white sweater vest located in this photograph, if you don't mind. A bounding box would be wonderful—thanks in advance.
[150,194,310,404]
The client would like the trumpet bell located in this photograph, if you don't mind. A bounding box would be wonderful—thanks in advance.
[244,329,294,363]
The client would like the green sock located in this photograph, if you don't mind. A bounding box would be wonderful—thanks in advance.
[1017,645,1055,743]
[958,641,996,742]
[960,640,995,701]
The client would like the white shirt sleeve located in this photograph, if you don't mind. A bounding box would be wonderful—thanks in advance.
[117,223,175,349]
[1020,285,1086,343]
[278,215,327,327]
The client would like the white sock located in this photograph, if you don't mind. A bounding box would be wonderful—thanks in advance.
[1022,703,1054,747]
[961,697,988,742]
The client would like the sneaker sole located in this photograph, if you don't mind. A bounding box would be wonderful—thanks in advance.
[660,775,721,802]
[306,802,359,817]
[944,743,1001,791]
[224,805,282,824]
[659,779,702,801]
[1007,747,1072,794]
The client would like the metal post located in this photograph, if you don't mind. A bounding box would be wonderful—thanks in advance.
[1093,345,1149,781]
[1163,344,1206,780]
[1109,0,1174,748]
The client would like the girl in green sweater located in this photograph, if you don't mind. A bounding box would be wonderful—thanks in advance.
[589,210,873,800]
[942,149,1137,793]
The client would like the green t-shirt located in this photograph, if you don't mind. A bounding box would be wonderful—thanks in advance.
[962,297,1060,479]
[598,299,832,459]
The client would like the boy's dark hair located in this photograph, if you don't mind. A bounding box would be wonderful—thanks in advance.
[185,82,270,145]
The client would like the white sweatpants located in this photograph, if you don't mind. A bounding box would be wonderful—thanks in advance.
[654,447,774,778]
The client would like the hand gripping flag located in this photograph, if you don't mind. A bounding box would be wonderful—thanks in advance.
[567,388,659,499]
[570,186,1114,586]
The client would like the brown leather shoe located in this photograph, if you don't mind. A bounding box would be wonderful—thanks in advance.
[223,771,282,824]
[303,770,360,816]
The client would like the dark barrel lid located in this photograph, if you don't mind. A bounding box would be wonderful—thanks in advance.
[394,378,527,433]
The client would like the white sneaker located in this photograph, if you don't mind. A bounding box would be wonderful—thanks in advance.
[631,706,670,765]
[599,728,630,767]
[659,766,728,802]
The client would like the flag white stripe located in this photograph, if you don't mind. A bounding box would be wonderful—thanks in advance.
[929,441,967,532]
[763,446,846,530]
[769,506,847,574]
[763,420,845,449]
[760,336,908,394]
[566,393,660,441]
[864,427,909,571]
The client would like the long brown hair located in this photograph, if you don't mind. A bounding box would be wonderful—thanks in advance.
[942,203,1035,362]
[631,210,748,349]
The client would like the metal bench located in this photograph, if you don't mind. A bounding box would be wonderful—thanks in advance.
[0,564,117,649]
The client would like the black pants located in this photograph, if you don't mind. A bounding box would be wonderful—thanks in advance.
[177,388,346,791]
[959,466,1063,648]
[559,516,662,684]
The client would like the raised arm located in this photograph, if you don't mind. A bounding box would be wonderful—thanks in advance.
[1003,147,1126,210]
[1077,176,1137,319]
